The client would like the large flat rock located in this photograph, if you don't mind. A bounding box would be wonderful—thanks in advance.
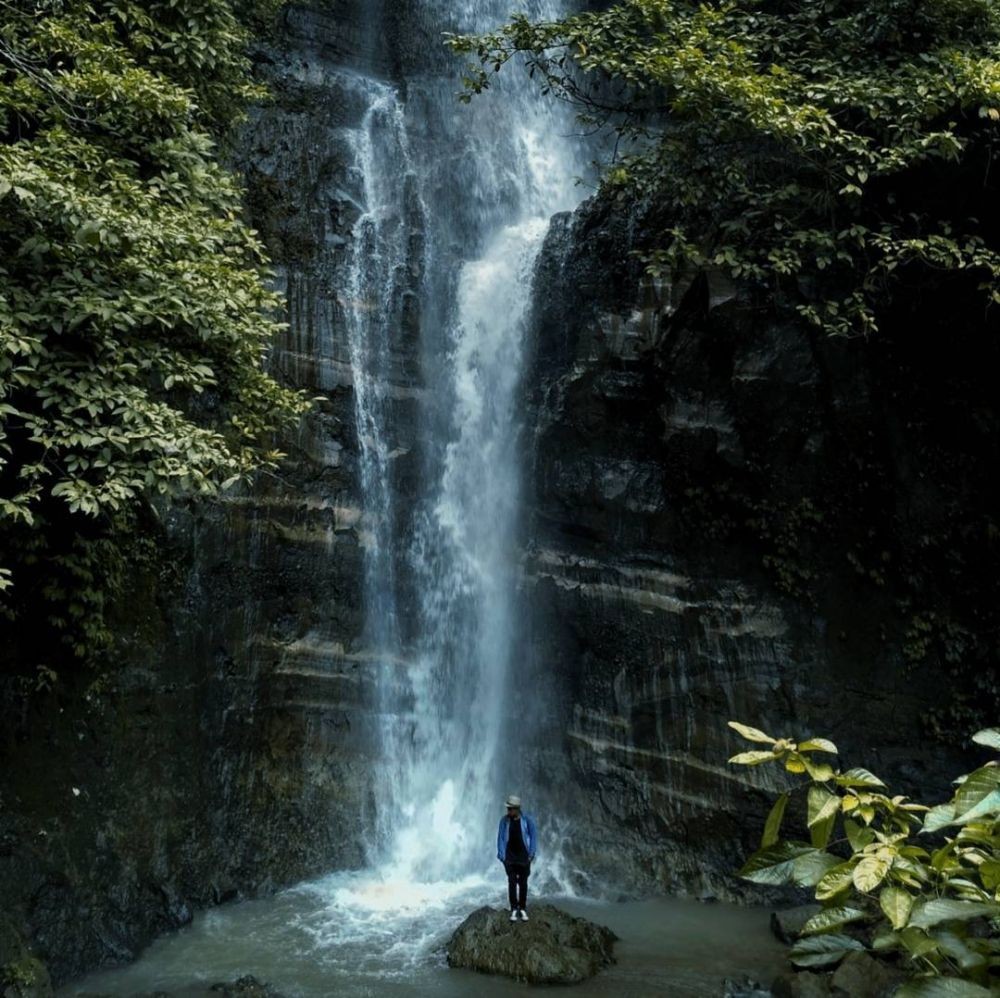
[446,904,617,985]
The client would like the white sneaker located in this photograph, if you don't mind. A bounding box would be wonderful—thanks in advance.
[519,909,529,921]
[509,909,518,921]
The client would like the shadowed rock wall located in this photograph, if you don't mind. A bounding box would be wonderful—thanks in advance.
[514,197,998,895]
[0,1,405,985]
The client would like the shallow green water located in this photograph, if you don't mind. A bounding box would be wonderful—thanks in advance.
[62,872,786,998]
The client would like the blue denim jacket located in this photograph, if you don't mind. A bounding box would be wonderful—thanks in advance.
[497,812,537,863]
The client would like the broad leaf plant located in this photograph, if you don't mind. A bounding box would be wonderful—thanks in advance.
[730,721,1000,996]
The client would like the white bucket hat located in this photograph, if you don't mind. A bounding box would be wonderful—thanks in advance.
[505,794,521,808]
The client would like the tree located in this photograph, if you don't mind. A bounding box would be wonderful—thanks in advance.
[0,0,305,659]
[448,0,1000,337]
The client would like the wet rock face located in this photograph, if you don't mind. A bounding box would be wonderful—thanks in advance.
[517,195,995,895]
[447,905,617,984]
[0,0,410,986]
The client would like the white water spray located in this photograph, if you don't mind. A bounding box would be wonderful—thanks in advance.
[329,0,587,958]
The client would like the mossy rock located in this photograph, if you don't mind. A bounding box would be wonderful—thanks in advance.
[0,955,53,998]
[446,904,617,985]
[0,916,51,998]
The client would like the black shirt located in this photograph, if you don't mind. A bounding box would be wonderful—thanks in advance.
[506,815,530,864]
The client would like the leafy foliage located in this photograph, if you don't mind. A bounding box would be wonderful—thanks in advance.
[448,0,1000,337]
[729,721,1000,992]
[0,0,305,660]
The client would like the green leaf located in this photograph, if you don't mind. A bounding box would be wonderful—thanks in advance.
[922,803,956,834]
[816,861,856,900]
[953,789,1000,826]
[954,767,1000,817]
[798,738,838,754]
[800,905,866,935]
[852,855,890,893]
[793,849,841,888]
[836,768,886,789]
[811,809,837,850]
[978,858,1000,891]
[808,786,840,827]
[785,752,807,774]
[802,756,836,782]
[844,818,875,852]
[880,886,914,929]
[788,933,864,967]
[971,729,1000,752]
[909,899,1000,930]
[729,751,778,765]
[739,842,815,885]
[972,728,1000,752]
[762,792,788,848]
[728,721,776,744]
[933,929,986,972]
[898,926,940,959]
[894,979,992,997]
[872,929,901,952]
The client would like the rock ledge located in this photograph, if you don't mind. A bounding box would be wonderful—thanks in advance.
[446,904,617,985]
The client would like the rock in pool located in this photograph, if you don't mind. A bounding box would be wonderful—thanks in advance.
[446,904,617,985]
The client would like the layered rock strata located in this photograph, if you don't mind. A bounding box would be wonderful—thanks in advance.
[514,198,994,893]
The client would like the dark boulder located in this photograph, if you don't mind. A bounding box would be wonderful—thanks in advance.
[830,952,904,997]
[209,976,288,997]
[770,906,822,944]
[446,904,616,984]
[771,970,831,998]
[723,976,773,997]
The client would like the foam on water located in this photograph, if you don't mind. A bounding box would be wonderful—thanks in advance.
[293,869,495,970]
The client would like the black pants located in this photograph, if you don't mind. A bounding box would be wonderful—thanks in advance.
[504,860,531,910]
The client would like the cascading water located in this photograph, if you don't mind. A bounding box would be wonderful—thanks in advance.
[342,80,416,671]
[363,0,586,888]
[264,0,589,967]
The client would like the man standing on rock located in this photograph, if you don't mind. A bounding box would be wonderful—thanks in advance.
[497,794,537,921]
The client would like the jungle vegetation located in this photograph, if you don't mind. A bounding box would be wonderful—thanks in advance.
[449,0,1000,337]
[730,721,1000,995]
[0,0,304,664]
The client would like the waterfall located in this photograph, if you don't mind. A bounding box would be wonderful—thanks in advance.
[342,81,416,667]
[344,0,586,892]
[348,0,580,883]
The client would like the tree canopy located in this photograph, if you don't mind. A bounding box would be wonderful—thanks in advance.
[0,0,304,659]
[449,0,1000,336]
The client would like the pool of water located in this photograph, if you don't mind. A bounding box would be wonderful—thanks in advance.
[62,870,786,998]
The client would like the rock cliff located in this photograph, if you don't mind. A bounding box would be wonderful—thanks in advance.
[0,0,396,985]
[514,195,997,892]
